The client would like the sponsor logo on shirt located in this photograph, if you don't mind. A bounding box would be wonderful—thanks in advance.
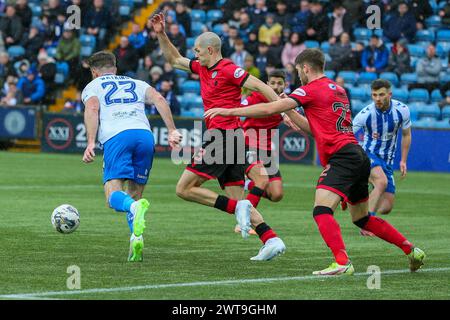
[234,68,245,78]
[241,99,249,106]
[293,88,306,96]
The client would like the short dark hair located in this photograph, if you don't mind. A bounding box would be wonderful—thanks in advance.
[294,48,325,72]
[371,79,392,91]
[87,51,116,70]
[268,69,286,81]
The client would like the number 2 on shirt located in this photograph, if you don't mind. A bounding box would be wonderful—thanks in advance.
[102,81,138,105]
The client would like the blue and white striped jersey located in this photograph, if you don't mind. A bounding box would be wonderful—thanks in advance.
[352,99,411,166]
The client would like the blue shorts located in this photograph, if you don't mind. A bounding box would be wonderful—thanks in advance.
[367,153,395,194]
[102,129,155,185]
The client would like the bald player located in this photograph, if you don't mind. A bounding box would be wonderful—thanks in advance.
[150,13,290,260]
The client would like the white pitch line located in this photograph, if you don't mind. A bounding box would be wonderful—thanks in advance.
[1,267,449,299]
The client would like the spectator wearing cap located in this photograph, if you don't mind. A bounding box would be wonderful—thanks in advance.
[17,69,45,104]
[306,0,330,42]
[15,0,32,31]
[361,35,389,73]
[21,25,44,63]
[230,38,250,68]
[114,36,139,78]
[55,28,81,76]
[386,38,412,76]
[328,32,353,72]
[409,44,442,94]
[1,76,23,106]
[258,14,283,46]
[328,2,352,45]
[291,0,311,34]
[0,5,24,47]
[36,51,56,95]
[148,66,163,89]
[0,52,17,89]
[282,32,306,67]
[384,1,416,43]
[83,0,112,49]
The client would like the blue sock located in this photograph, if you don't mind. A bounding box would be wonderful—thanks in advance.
[369,211,377,216]
[109,191,135,233]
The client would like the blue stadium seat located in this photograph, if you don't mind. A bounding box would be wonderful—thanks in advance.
[320,42,330,54]
[425,15,441,28]
[408,44,426,57]
[180,80,201,94]
[120,0,134,6]
[351,99,365,115]
[437,30,450,42]
[119,5,131,17]
[409,89,430,103]
[189,96,204,109]
[417,103,441,119]
[7,46,25,58]
[416,29,435,42]
[436,42,450,58]
[180,93,197,109]
[54,73,65,84]
[441,72,450,83]
[191,22,206,36]
[324,70,335,80]
[206,10,223,23]
[337,71,357,85]
[29,3,42,17]
[56,62,69,78]
[413,117,438,128]
[400,73,418,85]
[304,40,320,48]
[350,87,369,101]
[353,28,372,41]
[175,68,188,79]
[442,106,450,120]
[357,72,377,86]
[80,34,96,48]
[212,23,224,36]
[431,89,443,103]
[430,0,439,14]
[80,46,94,57]
[186,37,196,49]
[433,120,450,129]
[392,88,409,102]
[190,9,206,23]
[47,47,57,58]
[407,103,419,121]
[379,72,399,87]
[186,49,196,60]
[373,29,383,38]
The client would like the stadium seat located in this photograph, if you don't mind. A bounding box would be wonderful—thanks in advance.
[180,81,201,94]
[400,73,418,85]
[441,72,450,83]
[304,40,319,48]
[320,42,330,54]
[351,99,365,115]
[186,49,196,60]
[175,68,189,79]
[353,28,372,41]
[416,29,435,42]
[430,0,439,14]
[190,9,206,23]
[337,71,357,85]
[379,72,399,87]
[373,29,383,38]
[409,89,430,103]
[324,70,335,80]
[56,62,69,78]
[119,5,131,17]
[357,72,377,86]
[392,88,409,102]
[425,15,441,28]
[418,103,441,119]
[80,34,96,49]
[408,44,426,57]
[180,93,197,109]
[442,106,450,120]
[186,37,196,49]
[437,30,450,42]
[431,89,443,103]
[433,119,450,129]
[81,46,94,57]
[29,3,42,17]
[191,22,206,36]
[54,73,65,84]
[212,23,224,36]
[350,87,369,101]
[7,46,25,58]
[206,10,223,23]
[46,47,57,58]
[189,96,204,109]
[413,117,438,128]
[407,103,419,121]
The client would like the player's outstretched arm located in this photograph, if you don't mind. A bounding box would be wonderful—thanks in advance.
[145,87,182,148]
[400,127,411,178]
[83,97,99,163]
[150,12,190,72]
[242,75,280,102]
[284,109,311,135]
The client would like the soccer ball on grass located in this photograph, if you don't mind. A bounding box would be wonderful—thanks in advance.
[51,204,80,234]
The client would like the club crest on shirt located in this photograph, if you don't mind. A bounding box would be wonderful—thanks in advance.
[234,68,245,78]
[293,88,306,96]
[329,83,336,90]
[212,71,218,78]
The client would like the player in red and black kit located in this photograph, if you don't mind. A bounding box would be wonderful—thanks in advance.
[206,48,426,275]
[151,13,286,260]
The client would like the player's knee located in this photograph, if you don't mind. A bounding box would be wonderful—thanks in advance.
[251,175,269,190]
[269,191,283,202]
[379,206,393,215]
[175,184,188,199]
[374,176,388,190]
[353,215,370,228]
[312,206,334,217]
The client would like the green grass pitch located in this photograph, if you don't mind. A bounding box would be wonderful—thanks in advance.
[0,151,449,300]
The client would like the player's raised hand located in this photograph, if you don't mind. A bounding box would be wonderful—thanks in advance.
[282,114,301,131]
[400,160,407,178]
[204,108,231,119]
[150,12,165,34]
[168,129,183,149]
[82,143,96,163]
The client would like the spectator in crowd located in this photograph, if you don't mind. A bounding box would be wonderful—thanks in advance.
[439,1,450,26]
[128,22,146,57]
[55,28,81,76]
[384,1,416,43]
[175,2,191,36]
[1,76,23,106]
[282,32,306,67]
[168,23,186,56]
[15,0,32,31]
[328,2,352,45]
[327,32,353,72]
[230,38,250,68]
[351,41,365,71]
[222,0,248,22]
[43,0,65,25]
[15,59,30,78]
[0,5,24,47]
[21,26,44,63]
[268,34,284,68]
[291,0,310,34]
[386,38,412,76]
[245,30,259,56]
[335,76,351,102]
[0,52,17,89]
[388,0,432,30]
[228,10,242,29]
[306,0,330,42]
[150,80,180,116]
[17,69,45,105]
[238,12,254,43]
[136,55,154,83]
[361,35,389,73]
[114,36,139,77]
[255,41,271,77]
[242,54,260,96]
[409,44,442,94]
[143,28,160,58]
[249,0,269,28]
[273,0,293,30]
[148,65,163,90]
[36,51,56,91]
[185,0,215,11]
[83,0,112,50]
[285,62,300,93]
[161,62,178,93]
[342,0,364,27]
[222,26,239,57]
[76,58,91,109]
[258,13,283,46]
